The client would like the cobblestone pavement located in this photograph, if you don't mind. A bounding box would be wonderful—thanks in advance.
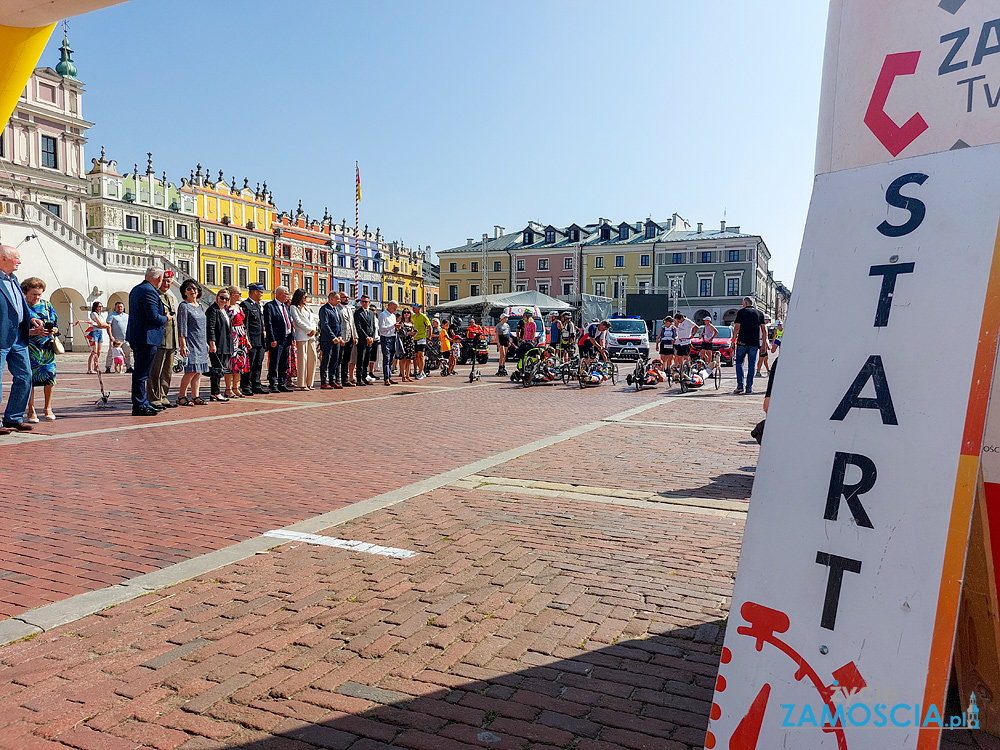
[0,355,986,748]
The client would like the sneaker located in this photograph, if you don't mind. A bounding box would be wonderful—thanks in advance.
[745,389,754,395]
[105,367,111,374]
[415,373,425,380]
[733,387,744,395]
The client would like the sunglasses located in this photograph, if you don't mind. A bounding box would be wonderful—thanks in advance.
[218,296,230,301]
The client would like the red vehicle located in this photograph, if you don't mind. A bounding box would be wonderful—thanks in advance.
[691,325,734,365]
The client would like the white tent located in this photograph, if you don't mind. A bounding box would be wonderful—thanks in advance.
[429,290,573,315]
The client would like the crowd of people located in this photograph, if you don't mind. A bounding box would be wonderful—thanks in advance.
[0,248,783,429]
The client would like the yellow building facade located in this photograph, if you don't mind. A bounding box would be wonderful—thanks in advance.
[382,240,424,307]
[188,166,275,298]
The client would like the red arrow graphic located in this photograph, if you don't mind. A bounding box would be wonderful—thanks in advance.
[864,51,928,157]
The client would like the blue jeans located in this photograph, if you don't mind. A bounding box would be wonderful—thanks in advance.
[0,342,31,423]
[735,344,759,392]
[381,336,397,381]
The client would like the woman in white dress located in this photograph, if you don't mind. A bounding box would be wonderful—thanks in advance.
[86,301,111,374]
[289,288,318,389]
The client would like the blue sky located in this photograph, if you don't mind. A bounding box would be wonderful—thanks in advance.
[46,0,829,285]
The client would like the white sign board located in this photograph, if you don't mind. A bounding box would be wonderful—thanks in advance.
[707,145,1000,749]
[817,0,1000,173]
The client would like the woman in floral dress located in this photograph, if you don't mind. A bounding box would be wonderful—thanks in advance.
[21,277,59,421]
[225,286,251,397]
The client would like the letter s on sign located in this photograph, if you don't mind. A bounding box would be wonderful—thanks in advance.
[864,52,930,157]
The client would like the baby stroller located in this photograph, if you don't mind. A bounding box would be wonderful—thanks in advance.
[423,337,448,377]
[458,332,490,366]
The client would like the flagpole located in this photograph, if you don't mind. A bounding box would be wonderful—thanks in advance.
[355,162,361,300]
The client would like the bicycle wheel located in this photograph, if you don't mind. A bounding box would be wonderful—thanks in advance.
[680,361,690,393]
[714,365,721,389]
[609,362,618,385]
[522,362,535,388]
[634,363,643,391]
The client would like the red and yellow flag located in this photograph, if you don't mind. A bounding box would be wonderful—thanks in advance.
[355,162,361,203]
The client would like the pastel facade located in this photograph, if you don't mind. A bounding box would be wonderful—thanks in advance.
[382,240,424,307]
[330,221,381,301]
[188,166,274,298]
[274,203,334,299]
[422,258,439,308]
[0,34,91,232]
[85,150,198,287]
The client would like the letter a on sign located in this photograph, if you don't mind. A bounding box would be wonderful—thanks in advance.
[830,355,898,425]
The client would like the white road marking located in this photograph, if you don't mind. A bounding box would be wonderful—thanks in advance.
[263,529,418,559]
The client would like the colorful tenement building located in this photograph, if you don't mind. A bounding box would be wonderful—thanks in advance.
[187,165,274,298]
[273,201,334,299]
[381,240,424,307]
[85,150,198,284]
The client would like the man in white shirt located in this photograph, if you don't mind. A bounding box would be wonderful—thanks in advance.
[673,313,698,362]
[105,301,132,373]
[377,301,399,385]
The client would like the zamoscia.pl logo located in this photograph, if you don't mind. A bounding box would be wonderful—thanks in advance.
[781,693,979,730]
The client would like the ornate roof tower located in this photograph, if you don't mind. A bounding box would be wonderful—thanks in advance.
[55,31,78,80]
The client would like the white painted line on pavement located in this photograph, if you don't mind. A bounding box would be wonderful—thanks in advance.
[263,530,418,559]
[0,393,676,646]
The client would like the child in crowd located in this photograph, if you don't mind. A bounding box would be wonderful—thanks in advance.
[448,327,461,375]
[110,339,126,373]
[440,320,453,376]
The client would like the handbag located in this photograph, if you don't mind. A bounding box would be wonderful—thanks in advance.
[51,334,65,355]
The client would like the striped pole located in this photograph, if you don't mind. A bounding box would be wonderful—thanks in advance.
[355,162,361,299]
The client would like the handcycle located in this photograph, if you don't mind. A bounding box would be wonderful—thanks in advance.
[578,356,617,388]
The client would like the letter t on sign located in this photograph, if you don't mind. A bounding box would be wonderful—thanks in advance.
[869,263,915,327]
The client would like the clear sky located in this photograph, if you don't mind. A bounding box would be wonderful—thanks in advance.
[45,0,830,286]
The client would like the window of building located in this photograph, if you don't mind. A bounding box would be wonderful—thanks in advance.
[536,258,548,271]
[205,263,217,286]
[619,226,628,241]
[179,260,191,275]
[449,285,459,300]
[305,249,312,262]
[538,283,549,295]
[258,269,268,288]
[727,277,740,296]
[350,283,357,297]
[569,228,579,241]
[493,261,502,272]
[594,281,606,296]
[238,236,247,252]
[281,244,291,259]
[564,257,573,270]
[523,230,534,244]
[600,225,611,241]
[281,273,291,289]
[320,252,328,266]
[257,239,268,255]
[645,224,656,239]
[595,256,604,269]
[205,230,216,247]
[673,253,683,264]
[470,261,479,272]
[700,277,712,297]
[640,254,650,267]
[433,293,439,305]
[516,284,526,292]
[613,280,623,299]
[701,251,712,263]
[516,259,525,271]
[614,256,625,268]
[338,255,346,267]
[372,287,380,301]
[470,284,480,296]
[40,201,61,218]
[545,229,555,243]
[318,278,327,296]
[238,267,248,288]
[729,249,740,262]
[638,281,649,294]
[562,282,572,296]
[338,281,346,292]
[222,265,233,286]
[125,215,139,231]
[362,258,369,270]
[151,219,164,235]
[304,276,313,294]
[222,234,233,249]
[387,286,394,302]
[176,224,189,239]
[397,286,403,302]
[41,135,57,169]
[492,284,502,294]
[449,262,457,273]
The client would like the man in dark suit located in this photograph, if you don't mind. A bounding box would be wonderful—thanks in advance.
[264,285,293,392]
[353,294,376,386]
[318,290,344,389]
[0,245,43,433]
[126,267,171,416]
[241,282,268,394]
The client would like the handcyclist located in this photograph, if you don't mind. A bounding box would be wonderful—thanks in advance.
[700,314,718,363]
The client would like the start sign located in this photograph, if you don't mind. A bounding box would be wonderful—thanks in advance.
[707,144,1000,749]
